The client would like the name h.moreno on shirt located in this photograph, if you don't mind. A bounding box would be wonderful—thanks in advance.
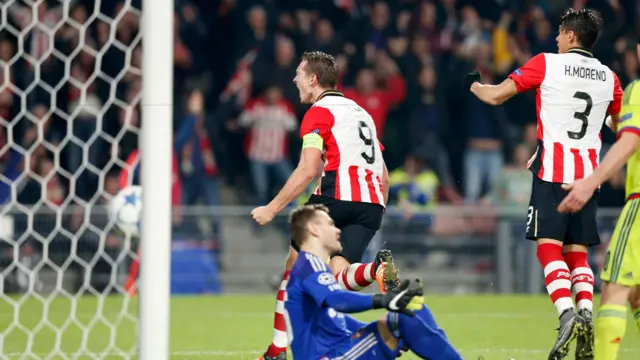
[565,65,607,81]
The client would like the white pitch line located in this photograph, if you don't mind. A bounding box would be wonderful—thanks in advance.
[0,311,562,319]
[4,348,638,357]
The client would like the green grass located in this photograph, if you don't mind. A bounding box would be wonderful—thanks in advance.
[0,294,638,359]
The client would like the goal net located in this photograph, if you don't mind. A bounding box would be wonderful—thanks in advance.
[0,0,142,358]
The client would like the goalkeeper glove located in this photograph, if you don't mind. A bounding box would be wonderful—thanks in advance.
[372,279,423,316]
[464,70,482,89]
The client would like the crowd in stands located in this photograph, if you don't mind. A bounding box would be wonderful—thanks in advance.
[0,0,636,293]
[210,0,636,224]
[0,0,636,238]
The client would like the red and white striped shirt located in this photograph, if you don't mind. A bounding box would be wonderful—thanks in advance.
[300,91,385,206]
[509,48,623,184]
[238,98,297,163]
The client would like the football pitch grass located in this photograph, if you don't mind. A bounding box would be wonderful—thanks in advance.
[0,294,638,359]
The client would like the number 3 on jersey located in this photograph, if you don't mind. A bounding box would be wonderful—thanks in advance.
[568,91,592,140]
[358,121,376,164]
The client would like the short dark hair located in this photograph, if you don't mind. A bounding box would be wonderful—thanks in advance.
[290,204,329,247]
[301,51,338,89]
[559,8,602,49]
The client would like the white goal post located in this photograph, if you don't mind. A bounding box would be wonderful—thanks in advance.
[139,0,173,359]
[0,0,173,359]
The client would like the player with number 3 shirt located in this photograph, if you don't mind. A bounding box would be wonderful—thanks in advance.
[469,9,622,360]
[251,51,400,360]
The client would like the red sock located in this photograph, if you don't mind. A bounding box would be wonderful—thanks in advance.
[564,251,594,312]
[267,270,290,357]
[334,262,377,291]
[537,243,574,316]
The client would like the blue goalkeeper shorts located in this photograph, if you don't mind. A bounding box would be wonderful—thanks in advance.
[326,321,401,360]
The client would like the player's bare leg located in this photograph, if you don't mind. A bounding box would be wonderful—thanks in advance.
[260,247,298,360]
[628,286,640,336]
[536,239,583,360]
[594,282,632,360]
[330,250,400,294]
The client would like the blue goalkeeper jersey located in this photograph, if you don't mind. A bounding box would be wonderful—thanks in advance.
[285,251,355,358]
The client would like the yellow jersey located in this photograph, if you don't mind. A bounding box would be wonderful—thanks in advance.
[618,80,640,200]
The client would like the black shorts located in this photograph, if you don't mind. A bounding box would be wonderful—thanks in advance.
[525,177,600,246]
[290,195,384,263]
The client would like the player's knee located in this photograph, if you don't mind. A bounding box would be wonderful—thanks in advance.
[628,286,640,310]
[329,255,350,275]
[601,282,632,306]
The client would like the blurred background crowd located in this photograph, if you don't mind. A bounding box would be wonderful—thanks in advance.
[0,0,638,294]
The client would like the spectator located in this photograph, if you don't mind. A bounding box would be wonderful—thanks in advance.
[252,36,300,114]
[366,1,391,51]
[236,5,273,62]
[238,85,297,205]
[71,171,126,293]
[415,1,444,55]
[0,0,634,270]
[407,65,462,203]
[307,18,342,57]
[340,54,406,136]
[463,71,506,203]
[388,155,466,236]
[66,61,104,198]
[491,144,532,208]
[174,89,222,236]
[619,49,639,87]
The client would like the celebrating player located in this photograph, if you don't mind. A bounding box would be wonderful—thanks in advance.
[285,204,461,360]
[469,8,623,360]
[251,51,399,359]
[558,40,640,360]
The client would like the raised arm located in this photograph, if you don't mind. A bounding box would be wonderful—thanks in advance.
[471,53,546,106]
[263,106,331,215]
[470,78,518,106]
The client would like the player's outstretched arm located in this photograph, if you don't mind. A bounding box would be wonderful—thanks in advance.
[251,147,323,225]
[584,131,640,187]
[307,274,421,315]
[470,78,518,106]
[471,53,544,106]
[559,130,640,213]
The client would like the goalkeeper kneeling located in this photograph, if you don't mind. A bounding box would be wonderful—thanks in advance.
[285,204,462,360]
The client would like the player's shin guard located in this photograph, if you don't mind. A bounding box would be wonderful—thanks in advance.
[387,307,462,360]
[267,270,290,357]
[335,262,376,291]
[594,305,627,360]
[564,251,595,312]
[537,243,575,315]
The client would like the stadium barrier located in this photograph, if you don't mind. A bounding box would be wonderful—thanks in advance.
[0,204,622,297]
